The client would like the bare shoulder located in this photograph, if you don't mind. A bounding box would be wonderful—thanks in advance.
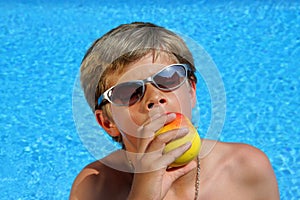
[69,160,102,200]
[215,142,275,180]
[69,159,133,200]
[211,142,266,165]
[203,141,280,199]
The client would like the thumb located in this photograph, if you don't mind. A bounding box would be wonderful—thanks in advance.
[167,160,198,182]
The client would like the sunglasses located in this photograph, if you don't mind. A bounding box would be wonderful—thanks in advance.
[97,64,191,107]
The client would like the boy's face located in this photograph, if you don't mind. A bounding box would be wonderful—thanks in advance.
[106,53,196,152]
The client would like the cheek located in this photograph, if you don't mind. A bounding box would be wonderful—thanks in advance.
[110,106,143,136]
[172,85,194,119]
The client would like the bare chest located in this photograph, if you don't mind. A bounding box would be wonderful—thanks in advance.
[196,173,253,200]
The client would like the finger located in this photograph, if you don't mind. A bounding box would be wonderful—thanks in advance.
[128,128,189,173]
[135,114,165,139]
[135,113,176,139]
[134,113,178,158]
[163,112,177,125]
[158,141,192,167]
[147,112,176,133]
[165,159,197,181]
[147,127,189,152]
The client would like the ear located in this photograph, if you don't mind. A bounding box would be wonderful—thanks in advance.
[94,109,120,137]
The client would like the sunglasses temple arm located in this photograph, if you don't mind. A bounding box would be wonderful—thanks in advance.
[97,95,104,106]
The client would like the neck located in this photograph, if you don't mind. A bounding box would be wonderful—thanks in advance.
[170,158,200,199]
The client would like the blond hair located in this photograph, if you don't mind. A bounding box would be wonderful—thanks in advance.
[80,22,197,143]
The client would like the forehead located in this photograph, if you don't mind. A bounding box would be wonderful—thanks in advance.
[116,53,177,83]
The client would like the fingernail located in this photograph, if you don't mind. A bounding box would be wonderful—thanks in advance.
[184,141,192,149]
[151,113,162,120]
[179,127,189,133]
[168,113,176,118]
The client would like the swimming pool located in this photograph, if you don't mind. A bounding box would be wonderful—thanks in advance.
[1,0,299,199]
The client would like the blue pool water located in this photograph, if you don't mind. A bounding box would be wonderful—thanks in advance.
[1,0,299,199]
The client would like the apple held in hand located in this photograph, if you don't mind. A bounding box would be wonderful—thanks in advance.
[155,113,201,167]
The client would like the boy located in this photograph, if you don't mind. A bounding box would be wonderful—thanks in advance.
[70,22,279,199]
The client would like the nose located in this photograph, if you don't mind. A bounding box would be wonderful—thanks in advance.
[143,84,167,110]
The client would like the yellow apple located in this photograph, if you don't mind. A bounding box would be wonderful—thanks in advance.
[155,113,201,167]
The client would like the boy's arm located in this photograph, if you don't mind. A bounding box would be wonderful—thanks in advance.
[69,167,101,200]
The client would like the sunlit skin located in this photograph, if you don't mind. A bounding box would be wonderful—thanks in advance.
[108,54,196,154]
[155,112,201,168]
[70,53,280,200]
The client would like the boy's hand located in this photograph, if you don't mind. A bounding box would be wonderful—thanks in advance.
[126,113,197,200]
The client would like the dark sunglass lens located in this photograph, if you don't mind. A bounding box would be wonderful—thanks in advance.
[153,65,186,90]
[128,86,144,106]
[111,82,143,105]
